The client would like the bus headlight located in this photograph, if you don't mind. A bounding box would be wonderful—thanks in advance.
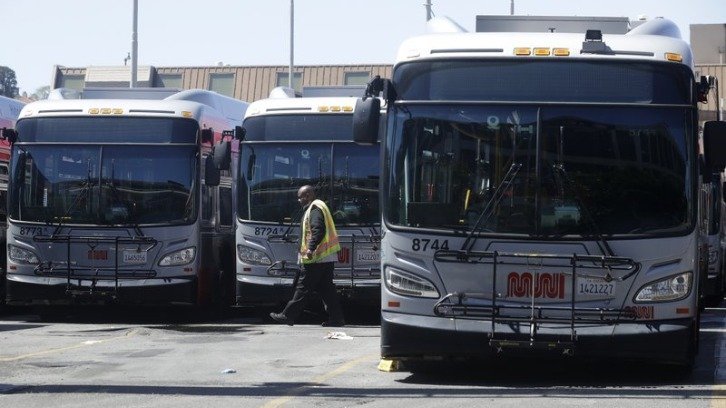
[159,247,196,266]
[385,267,439,298]
[8,245,40,265]
[237,245,272,266]
[634,272,692,302]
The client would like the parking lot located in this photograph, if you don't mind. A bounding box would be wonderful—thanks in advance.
[0,302,724,408]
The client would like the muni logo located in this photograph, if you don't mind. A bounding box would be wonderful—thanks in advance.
[337,247,350,264]
[507,272,566,299]
[623,306,655,319]
[87,250,108,261]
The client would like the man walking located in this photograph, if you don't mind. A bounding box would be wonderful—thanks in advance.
[270,185,345,327]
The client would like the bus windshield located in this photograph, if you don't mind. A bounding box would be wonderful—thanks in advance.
[386,104,693,236]
[9,144,197,226]
[237,142,379,226]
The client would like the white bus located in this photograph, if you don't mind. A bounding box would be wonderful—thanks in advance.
[703,172,725,305]
[231,89,381,307]
[352,16,726,369]
[2,89,248,309]
[0,95,24,304]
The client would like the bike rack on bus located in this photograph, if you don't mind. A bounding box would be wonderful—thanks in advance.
[337,234,381,291]
[32,234,158,301]
[266,232,381,292]
[432,250,640,355]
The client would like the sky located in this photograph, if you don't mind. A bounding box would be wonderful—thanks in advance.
[3,0,726,96]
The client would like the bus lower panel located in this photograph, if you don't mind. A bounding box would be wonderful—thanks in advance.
[5,277,196,306]
[236,280,293,306]
[236,279,380,306]
[381,313,694,364]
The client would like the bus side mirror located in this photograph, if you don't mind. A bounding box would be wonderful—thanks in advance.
[205,155,220,186]
[1,128,17,144]
[704,121,726,173]
[353,98,380,145]
[200,128,214,144]
[213,141,231,171]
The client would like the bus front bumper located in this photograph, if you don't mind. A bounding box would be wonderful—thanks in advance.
[236,275,379,306]
[5,274,196,306]
[381,311,695,365]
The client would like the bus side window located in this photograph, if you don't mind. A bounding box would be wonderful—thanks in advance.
[219,186,232,226]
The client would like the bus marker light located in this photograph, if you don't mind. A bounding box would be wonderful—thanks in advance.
[676,307,689,315]
[330,106,341,112]
[89,108,100,114]
[181,111,193,118]
[553,48,570,56]
[8,265,16,270]
[183,267,193,272]
[342,106,353,112]
[243,267,251,272]
[318,106,330,112]
[388,301,400,308]
[112,108,123,115]
[514,47,531,56]
[665,52,683,62]
[534,48,550,56]
[100,108,112,115]
[405,49,421,58]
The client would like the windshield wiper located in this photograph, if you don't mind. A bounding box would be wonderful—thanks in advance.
[551,163,614,257]
[51,160,94,236]
[268,207,303,244]
[460,161,522,253]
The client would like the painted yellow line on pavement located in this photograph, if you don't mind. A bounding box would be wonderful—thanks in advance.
[0,329,137,362]
[261,353,379,408]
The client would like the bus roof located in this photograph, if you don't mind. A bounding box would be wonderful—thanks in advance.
[0,95,24,129]
[244,96,360,119]
[18,90,248,127]
[397,17,693,68]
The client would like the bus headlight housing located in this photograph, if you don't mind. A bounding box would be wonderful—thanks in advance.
[634,272,692,302]
[8,245,40,265]
[237,245,272,266]
[159,247,196,266]
[385,267,439,298]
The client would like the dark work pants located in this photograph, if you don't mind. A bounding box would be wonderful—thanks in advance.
[281,261,344,323]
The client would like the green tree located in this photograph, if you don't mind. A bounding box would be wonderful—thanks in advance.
[31,85,50,101]
[0,66,19,98]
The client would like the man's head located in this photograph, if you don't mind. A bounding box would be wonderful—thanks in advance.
[297,185,315,207]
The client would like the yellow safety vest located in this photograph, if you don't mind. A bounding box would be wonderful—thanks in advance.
[300,199,340,264]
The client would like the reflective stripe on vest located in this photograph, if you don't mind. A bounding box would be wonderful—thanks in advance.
[300,199,341,264]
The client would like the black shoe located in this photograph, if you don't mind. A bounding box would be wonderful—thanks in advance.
[270,312,294,326]
[321,320,345,327]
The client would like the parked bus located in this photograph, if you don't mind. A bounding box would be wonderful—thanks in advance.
[0,95,25,304]
[232,88,381,307]
[2,89,248,309]
[353,16,726,369]
[702,77,726,306]
[703,172,725,305]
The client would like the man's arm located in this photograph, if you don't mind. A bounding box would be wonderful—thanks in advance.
[307,207,326,251]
